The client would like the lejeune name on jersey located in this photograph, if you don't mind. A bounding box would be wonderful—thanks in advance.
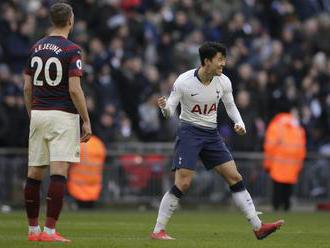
[165,69,234,128]
[34,43,63,55]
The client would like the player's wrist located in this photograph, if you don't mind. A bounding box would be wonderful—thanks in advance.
[161,107,170,118]
[235,122,245,128]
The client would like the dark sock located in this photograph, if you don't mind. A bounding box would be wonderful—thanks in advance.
[170,185,184,199]
[229,180,246,193]
[24,177,41,226]
[45,175,66,229]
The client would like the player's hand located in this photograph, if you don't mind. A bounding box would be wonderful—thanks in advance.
[81,121,92,143]
[234,123,246,135]
[158,96,167,109]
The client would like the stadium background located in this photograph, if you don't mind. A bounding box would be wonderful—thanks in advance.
[0,0,330,227]
[0,0,330,247]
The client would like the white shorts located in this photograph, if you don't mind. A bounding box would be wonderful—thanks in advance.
[28,110,80,166]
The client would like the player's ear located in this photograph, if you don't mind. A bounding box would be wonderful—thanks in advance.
[68,13,74,27]
[203,58,207,65]
[204,58,210,66]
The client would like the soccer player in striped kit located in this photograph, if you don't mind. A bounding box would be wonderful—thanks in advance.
[23,3,91,242]
[151,42,284,240]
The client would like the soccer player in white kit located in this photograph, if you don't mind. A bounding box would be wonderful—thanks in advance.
[151,42,284,240]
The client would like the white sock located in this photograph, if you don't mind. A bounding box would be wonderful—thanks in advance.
[232,190,262,230]
[28,225,41,233]
[153,191,179,233]
[43,226,55,235]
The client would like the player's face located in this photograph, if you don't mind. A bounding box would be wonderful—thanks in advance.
[210,52,226,76]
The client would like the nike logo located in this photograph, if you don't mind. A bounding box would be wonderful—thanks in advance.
[191,93,198,96]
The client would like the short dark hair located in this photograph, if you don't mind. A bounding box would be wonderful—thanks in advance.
[49,2,73,28]
[199,42,226,65]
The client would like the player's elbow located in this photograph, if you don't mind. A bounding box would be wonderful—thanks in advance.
[69,77,82,95]
[69,87,78,95]
[69,85,82,97]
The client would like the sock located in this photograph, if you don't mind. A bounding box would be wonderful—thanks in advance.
[153,185,183,233]
[230,181,262,230]
[28,225,41,234]
[44,226,55,235]
[45,175,66,229]
[24,177,41,227]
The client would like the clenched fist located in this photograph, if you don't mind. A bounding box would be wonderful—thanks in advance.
[234,123,246,135]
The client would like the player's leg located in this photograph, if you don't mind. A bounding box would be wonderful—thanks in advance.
[152,168,194,238]
[199,134,262,229]
[39,161,71,242]
[25,166,47,241]
[39,111,79,242]
[152,122,201,240]
[45,162,70,230]
[214,161,262,230]
[214,162,284,239]
[25,110,49,241]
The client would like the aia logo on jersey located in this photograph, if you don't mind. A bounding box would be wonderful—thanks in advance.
[191,103,217,115]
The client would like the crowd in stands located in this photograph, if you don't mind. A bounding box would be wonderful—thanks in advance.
[0,0,330,154]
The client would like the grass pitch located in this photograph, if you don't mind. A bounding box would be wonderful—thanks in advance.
[0,210,329,247]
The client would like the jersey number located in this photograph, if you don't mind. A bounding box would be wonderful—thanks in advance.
[31,56,62,86]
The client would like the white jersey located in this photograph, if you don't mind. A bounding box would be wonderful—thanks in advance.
[162,68,245,129]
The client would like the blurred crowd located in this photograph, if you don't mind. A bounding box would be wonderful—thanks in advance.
[0,0,330,153]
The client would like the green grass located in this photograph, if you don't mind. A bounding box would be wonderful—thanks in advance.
[0,210,330,247]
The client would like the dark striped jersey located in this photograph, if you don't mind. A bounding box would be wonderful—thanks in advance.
[24,35,83,114]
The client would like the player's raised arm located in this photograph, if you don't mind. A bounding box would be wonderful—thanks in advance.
[221,78,246,135]
[69,77,92,142]
[159,81,182,118]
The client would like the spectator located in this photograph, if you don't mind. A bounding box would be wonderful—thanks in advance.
[0,0,329,149]
[263,108,306,211]
[138,93,161,141]
[68,135,107,209]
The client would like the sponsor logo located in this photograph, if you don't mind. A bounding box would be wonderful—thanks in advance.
[191,103,217,115]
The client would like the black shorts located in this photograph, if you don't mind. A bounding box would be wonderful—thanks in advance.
[172,121,233,171]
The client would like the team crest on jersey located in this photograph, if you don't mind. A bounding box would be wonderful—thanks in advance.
[191,103,217,115]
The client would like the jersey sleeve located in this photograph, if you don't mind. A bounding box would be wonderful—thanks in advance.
[221,76,245,128]
[68,48,83,77]
[162,77,183,117]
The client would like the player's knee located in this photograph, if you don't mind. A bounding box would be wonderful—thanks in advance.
[50,162,69,177]
[27,168,44,180]
[176,180,192,192]
[226,173,243,185]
